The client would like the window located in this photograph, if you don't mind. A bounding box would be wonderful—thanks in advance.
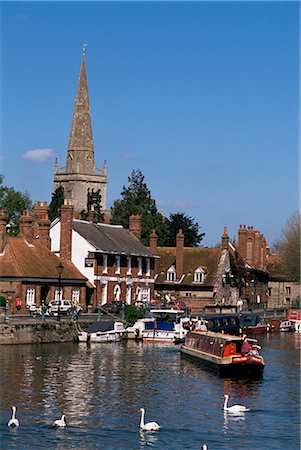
[102,255,108,274]
[72,288,80,304]
[115,256,121,274]
[54,288,63,301]
[166,266,176,282]
[114,284,121,301]
[26,287,35,306]
[146,258,150,276]
[194,267,204,283]
[138,257,142,276]
[186,292,192,297]
[286,287,291,295]
[268,288,272,297]
[127,256,132,275]
[126,284,132,304]
[101,281,108,305]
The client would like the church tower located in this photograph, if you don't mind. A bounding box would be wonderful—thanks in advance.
[53,47,107,216]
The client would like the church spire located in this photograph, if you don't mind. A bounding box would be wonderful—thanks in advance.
[66,46,95,175]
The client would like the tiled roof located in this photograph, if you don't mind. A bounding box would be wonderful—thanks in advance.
[266,253,286,279]
[72,220,155,258]
[155,247,221,286]
[0,236,87,282]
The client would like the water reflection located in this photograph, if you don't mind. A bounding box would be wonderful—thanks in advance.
[0,335,300,450]
[139,430,159,448]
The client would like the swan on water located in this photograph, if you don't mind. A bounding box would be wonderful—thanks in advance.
[53,414,67,427]
[201,445,208,450]
[139,408,161,431]
[8,406,19,427]
[223,394,250,413]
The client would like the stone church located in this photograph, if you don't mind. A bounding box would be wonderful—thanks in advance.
[53,50,107,217]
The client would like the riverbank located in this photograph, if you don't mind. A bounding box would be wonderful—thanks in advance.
[0,321,80,345]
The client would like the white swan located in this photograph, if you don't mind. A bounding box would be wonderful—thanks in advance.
[201,445,208,450]
[53,414,67,427]
[223,394,250,413]
[8,406,19,427]
[139,408,161,431]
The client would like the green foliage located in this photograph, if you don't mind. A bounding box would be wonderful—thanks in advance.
[292,296,300,309]
[165,213,205,247]
[0,175,32,235]
[111,169,168,246]
[274,212,300,282]
[0,296,6,308]
[49,185,65,222]
[80,188,104,222]
[124,304,146,325]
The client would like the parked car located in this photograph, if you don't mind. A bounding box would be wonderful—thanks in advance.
[100,302,124,314]
[47,300,82,316]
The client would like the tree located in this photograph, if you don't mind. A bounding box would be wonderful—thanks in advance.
[165,213,205,247]
[274,212,300,282]
[80,188,104,222]
[111,169,168,246]
[48,185,65,222]
[0,175,32,235]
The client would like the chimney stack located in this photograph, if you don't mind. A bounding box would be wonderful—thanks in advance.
[176,229,184,280]
[38,214,51,249]
[19,211,33,244]
[60,199,74,260]
[221,226,229,250]
[129,214,141,240]
[149,229,158,254]
[0,209,7,253]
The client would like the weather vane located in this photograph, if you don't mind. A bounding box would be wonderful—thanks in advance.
[82,43,88,55]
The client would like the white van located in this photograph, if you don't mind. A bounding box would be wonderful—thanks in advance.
[48,300,72,315]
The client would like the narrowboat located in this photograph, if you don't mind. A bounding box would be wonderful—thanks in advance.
[181,330,265,377]
[239,313,272,334]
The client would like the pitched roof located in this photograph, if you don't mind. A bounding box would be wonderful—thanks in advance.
[155,247,221,286]
[72,220,155,258]
[0,236,87,282]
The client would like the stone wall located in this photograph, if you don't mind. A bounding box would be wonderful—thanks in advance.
[0,322,79,345]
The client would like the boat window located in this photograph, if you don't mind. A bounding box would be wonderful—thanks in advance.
[223,318,228,326]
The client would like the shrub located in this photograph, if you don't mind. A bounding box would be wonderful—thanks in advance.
[0,296,6,308]
[124,305,146,325]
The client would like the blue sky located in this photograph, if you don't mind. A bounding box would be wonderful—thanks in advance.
[1,1,300,247]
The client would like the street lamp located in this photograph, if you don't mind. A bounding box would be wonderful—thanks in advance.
[5,298,9,323]
[56,262,64,322]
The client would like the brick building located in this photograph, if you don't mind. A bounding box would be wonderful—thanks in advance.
[0,206,87,315]
[153,227,245,313]
[53,49,108,218]
[50,203,157,311]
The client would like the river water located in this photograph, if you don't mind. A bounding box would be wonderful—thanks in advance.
[0,333,300,450]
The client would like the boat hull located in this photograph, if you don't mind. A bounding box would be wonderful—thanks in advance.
[181,345,264,377]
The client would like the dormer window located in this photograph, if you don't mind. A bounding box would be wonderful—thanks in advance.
[194,267,205,283]
[166,266,176,282]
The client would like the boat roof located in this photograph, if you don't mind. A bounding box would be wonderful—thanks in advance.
[87,320,121,333]
[151,309,185,314]
[191,330,245,342]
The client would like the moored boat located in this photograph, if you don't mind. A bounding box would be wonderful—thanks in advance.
[181,330,265,377]
[78,320,127,343]
[127,309,190,344]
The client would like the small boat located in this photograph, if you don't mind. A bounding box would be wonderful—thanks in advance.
[239,313,272,334]
[78,320,127,343]
[279,320,295,332]
[181,330,265,377]
[280,310,301,333]
[127,309,190,344]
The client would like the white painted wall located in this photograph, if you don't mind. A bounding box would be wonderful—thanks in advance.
[50,220,96,286]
